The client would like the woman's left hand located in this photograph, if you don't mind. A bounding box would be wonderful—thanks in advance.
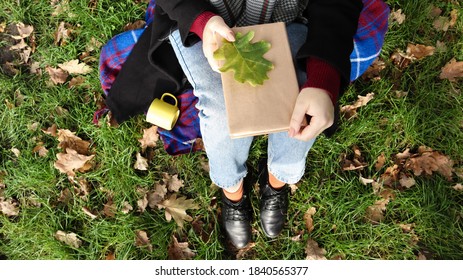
[288,87,335,141]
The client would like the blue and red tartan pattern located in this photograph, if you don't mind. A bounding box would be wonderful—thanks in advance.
[98,0,389,155]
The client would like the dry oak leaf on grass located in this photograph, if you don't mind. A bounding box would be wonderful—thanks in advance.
[134,152,149,171]
[135,230,153,252]
[340,145,368,171]
[138,126,159,152]
[404,147,454,180]
[57,129,91,155]
[340,93,374,120]
[45,66,68,85]
[391,44,435,69]
[162,172,184,192]
[54,230,82,248]
[157,194,199,228]
[389,9,406,24]
[54,148,95,177]
[305,239,327,260]
[304,207,317,234]
[58,59,92,75]
[0,197,20,217]
[439,58,463,82]
[168,235,196,260]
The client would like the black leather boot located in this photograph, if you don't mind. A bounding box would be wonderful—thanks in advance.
[221,190,252,249]
[259,168,289,238]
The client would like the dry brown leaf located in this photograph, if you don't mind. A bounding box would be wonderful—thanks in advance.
[0,198,20,217]
[433,16,450,31]
[440,58,463,81]
[54,148,95,177]
[406,44,435,60]
[389,9,406,24]
[57,129,91,155]
[134,153,148,171]
[121,201,133,214]
[303,207,317,234]
[123,20,146,31]
[362,58,386,80]
[54,21,72,46]
[359,176,375,185]
[147,183,167,208]
[57,188,73,204]
[137,192,148,213]
[452,183,463,191]
[103,197,116,218]
[404,149,454,180]
[138,126,159,151]
[157,194,199,228]
[396,148,412,160]
[341,145,368,171]
[399,174,416,188]
[58,59,92,75]
[380,164,401,187]
[45,66,68,85]
[54,230,82,248]
[450,9,458,27]
[305,239,327,260]
[68,76,85,88]
[10,22,34,39]
[42,124,57,137]
[167,236,196,260]
[289,184,298,195]
[163,173,184,192]
[11,147,20,158]
[365,198,390,224]
[340,93,375,119]
[399,223,415,233]
[134,230,153,252]
[51,0,71,17]
[375,153,387,171]
[82,206,97,219]
[32,144,49,157]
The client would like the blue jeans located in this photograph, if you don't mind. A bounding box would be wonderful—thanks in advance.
[169,23,315,189]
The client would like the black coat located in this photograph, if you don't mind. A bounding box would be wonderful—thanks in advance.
[106,0,363,133]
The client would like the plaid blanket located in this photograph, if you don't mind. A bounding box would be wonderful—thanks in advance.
[98,0,389,155]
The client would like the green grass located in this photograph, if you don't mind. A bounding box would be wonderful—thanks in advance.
[1,0,462,260]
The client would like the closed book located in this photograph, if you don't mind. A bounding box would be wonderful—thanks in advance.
[219,22,299,139]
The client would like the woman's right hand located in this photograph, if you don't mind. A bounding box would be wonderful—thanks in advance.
[202,16,235,72]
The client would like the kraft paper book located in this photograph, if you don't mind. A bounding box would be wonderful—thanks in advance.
[219,22,299,139]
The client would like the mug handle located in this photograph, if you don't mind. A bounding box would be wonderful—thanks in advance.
[161,93,178,107]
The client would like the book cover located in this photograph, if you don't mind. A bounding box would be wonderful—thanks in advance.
[219,22,299,139]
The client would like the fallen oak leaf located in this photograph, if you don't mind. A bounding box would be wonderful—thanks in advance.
[167,235,196,260]
[58,59,92,75]
[440,58,463,82]
[162,173,184,192]
[45,66,68,85]
[389,9,406,24]
[452,183,463,191]
[134,230,153,252]
[54,148,95,177]
[134,152,148,171]
[157,194,199,228]
[303,207,317,234]
[54,230,82,248]
[57,129,91,155]
[340,93,375,119]
[0,197,20,217]
[138,126,159,152]
[305,239,327,260]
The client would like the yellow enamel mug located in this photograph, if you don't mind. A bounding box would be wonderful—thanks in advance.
[146,93,179,130]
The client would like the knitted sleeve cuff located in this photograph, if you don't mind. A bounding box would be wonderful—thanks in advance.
[302,57,341,105]
[190,11,217,40]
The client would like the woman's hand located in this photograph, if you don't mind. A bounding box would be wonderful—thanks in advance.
[288,87,335,141]
[202,16,235,72]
